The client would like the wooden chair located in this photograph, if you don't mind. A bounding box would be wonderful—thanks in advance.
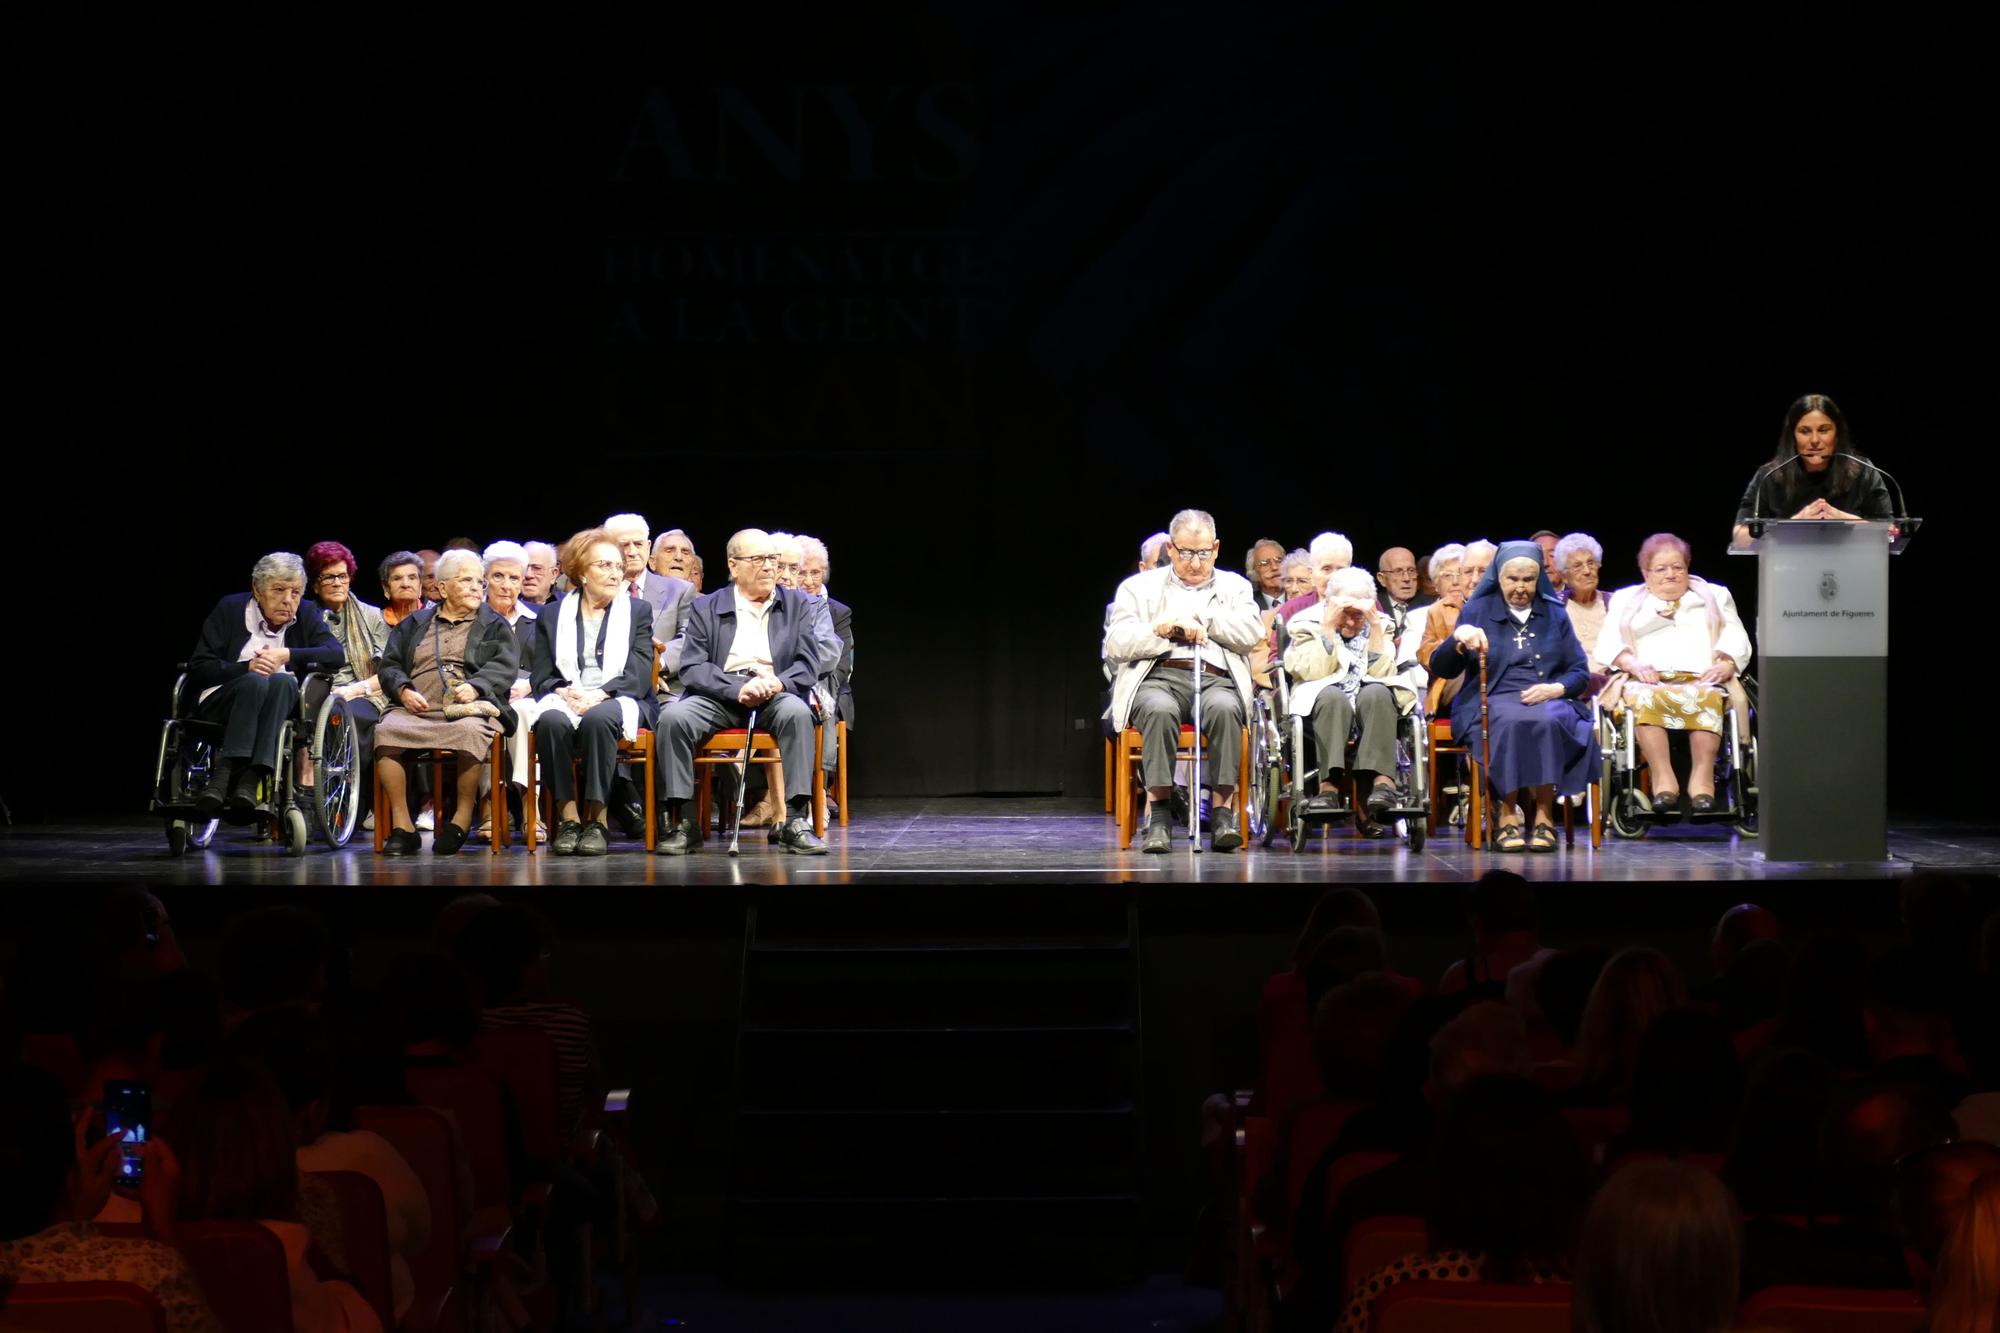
[356,1104,467,1333]
[475,1025,564,1165]
[1370,1280,1572,1332]
[1426,718,1482,847]
[309,1170,396,1333]
[1736,1286,1925,1333]
[0,1281,166,1333]
[404,1063,516,1225]
[1463,753,1602,850]
[833,718,850,826]
[1115,725,1251,849]
[164,1222,296,1333]
[1103,734,1116,813]
[1341,1215,1428,1303]
[526,642,662,851]
[374,731,516,853]
[1321,1150,1402,1219]
[692,723,828,837]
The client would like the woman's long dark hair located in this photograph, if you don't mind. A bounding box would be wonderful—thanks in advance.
[1762,393,1871,512]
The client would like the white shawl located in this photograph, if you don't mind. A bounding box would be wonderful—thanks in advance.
[544,592,640,741]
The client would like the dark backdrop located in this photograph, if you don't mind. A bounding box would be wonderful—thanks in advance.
[9,3,1988,820]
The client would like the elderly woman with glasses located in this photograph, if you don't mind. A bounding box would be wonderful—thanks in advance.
[372,548,522,855]
[1594,533,1752,817]
[527,528,658,856]
[1553,533,1607,661]
[185,552,346,818]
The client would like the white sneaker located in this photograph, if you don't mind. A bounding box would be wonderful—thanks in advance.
[416,809,435,831]
[362,811,375,831]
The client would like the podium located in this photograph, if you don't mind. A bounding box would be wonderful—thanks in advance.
[1731,520,1908,862]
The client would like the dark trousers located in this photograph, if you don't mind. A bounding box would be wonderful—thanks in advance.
[659,691,815,804]
[194,671,300,769]
[1131,666,1243,790]
[1308,681,1398,782]
[534,703,626,807]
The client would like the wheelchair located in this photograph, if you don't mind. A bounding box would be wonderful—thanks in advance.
[1249,665,1430,852]
[150,666,361,856]
[1595,672,1758,839]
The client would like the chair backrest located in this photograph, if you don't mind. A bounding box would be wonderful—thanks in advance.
[1342,1216,1428,1302]
[0,1281,166,1333]
[354,1104,464,1329]
[171,1222,296,1333]
[1735,1286,1926,1333]
[1560,1106,1631,1167]
[404,1060,514,1213]
[308,1170,395,1332]
[474,1024,563,1164]
[1323,1150,1402,1217]
[1370,1280,1572,1333]
[1279,1100,1364,1225]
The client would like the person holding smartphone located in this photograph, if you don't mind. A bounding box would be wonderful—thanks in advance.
[0,1065,219,1333]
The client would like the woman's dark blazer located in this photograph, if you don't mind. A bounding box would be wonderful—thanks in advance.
[379,604,523,733]
[528,594,659,725]
[184,593,345,708]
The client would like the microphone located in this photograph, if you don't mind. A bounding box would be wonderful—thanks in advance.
[1748,453,1809,529]
[1829,452,1912,526]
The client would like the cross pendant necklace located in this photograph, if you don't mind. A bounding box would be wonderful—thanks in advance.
[1512,625,1535,651]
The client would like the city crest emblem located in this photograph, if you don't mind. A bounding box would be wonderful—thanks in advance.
[1819,570,1838,601]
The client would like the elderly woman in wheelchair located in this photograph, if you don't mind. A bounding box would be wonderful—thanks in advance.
[1593,532,1754,829]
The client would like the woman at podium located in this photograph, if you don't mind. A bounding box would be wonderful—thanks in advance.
[1731,393,1894,548]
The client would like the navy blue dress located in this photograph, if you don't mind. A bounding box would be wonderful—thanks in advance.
[1429,594,1594,796]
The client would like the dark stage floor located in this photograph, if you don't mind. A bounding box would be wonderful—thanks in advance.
[3,798,1995,886]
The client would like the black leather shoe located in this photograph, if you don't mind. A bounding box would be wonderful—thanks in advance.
[655,820,701,855]
[1366,782,1400,819]
[433,821,470,855]
[777,816,828,855]
[575,821,610,856]
[1209,807,1242,852]
[1652,790,1685,824]
[1689,793,1716,814]
[193,759,236,819]
[1353,812,1391,839]
[1141,817,1173,854]
[380,828,422,856]
[550,820,583,855]
[611,799,645,839]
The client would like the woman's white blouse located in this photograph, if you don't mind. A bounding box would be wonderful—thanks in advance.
[1594,580,1753,674]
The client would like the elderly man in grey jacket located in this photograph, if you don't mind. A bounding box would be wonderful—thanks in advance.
[1104,508,1265,852]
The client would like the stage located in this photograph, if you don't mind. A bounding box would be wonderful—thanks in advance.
[2,798,1994,888]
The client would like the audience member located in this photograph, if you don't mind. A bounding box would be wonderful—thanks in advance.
[164,1060,382,1332]
[1777,928,1873,1070]
[1917,1160,2000,1333]
[1573,1160,1740,1333]
[1526,943,1610,1062]
[1714,938,1792,1041]
[1278,548,1313,600]
[518,541,559,607]
[1284,566,1412,833]
[1413,542,1469,699]
[1863,946,1972,1105]
[798,535,855,798]
[1437,872,1553,998]
[1301,926,1391,1013]
[649,528,699,584]
[1611,1007,1744,1158]
[1572,947,1688,1104]
[1724,1046,1838,1218]
[218,905,331,1022]
[415,549,442,604]
[1335,1075,1588,1333]
[1896,1142,2000,1304]
[688,554,705,594]
[1554,532,1606,660]
[1312,974,1416,1104]
[377,550,426,628]
[0,1065,220,1333]
[453,903,601,1141]
[90,887,189,985]
[1247,538,1287,610]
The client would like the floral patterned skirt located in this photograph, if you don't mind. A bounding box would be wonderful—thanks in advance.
[1624,670,1726,735]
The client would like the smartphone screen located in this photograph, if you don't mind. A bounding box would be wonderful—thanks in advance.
[103,1081,150,1185]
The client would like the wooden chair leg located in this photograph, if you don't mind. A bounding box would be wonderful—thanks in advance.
[1236,732,1250,827]
[489,736,507,855]
[373,757,387,852]
[811,726,827,837]
[696,755,713,833]
[1590,781,1603,849]
[524,732,539,852]
[1563,792,1575,848]
[1466,760,1483,849]
[1103,735,1114,814]
[836,720,849,826]
[642,740,656,851]
[1117,729,1136,849]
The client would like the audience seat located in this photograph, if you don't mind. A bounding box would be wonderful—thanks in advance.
[1560,1106,1631,1167]
[375,733,516,854]
[1342,1215,1428,1304]
[691,725,829,837]
[833,719,850,826]
[1426,718,1480,845]
[355,1105,467,1333]
[1322,1150,1402,1218]
[0,1281,166,1333]
[1369,1280,1572,1333]
[1736,1286,1925,1333]
[98,1221,294,1333]
[310,1169,396,1332]
[1114,725,1251,848]
[473,1025,564,1165]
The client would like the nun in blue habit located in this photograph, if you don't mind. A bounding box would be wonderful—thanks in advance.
[1427,539,1594,852]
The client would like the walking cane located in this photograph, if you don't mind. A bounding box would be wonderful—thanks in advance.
[1477,645,1496,847]
[728,706,761,856]
[1189,651,1204,854]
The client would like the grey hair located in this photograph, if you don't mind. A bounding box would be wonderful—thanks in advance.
[378,549,422,587]
[522,541,557,565]
[1308,531,1353,565]
[481,540,527,573]
[650,528,692,556]
[1327,567,1377,603]
[1243,538,1284,580]
[1463,539,1498,565]
[1553,532,1603,570]
[251,552,306,591]
[768,530,802,555]
[436,548,484,585]
[1278,548,1311,582]
[798,535,829,576]
[1428,543,1467,581]
[603,512,649,539]
[1168,508,1216,541]
[726,528,771,559]
[1139,531,1171,565]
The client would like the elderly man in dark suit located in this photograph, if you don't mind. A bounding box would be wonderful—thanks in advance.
[799,535,853,805]
[185,551,346,818]
[655,528,828,855]
[604,512,696,833]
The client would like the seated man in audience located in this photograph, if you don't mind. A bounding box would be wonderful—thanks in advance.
[0,1065,221,1333]
[656,529,828,855]
[185,551,346,819]
[601,513,695,833]
[649,528,699,585]
[1690,903,1781,1005]
[519,540,560,607]
[1284,567,1415,834]
[1530,529,1564,594]
[1895,1141,2000,1307]
[416,548,443,604]
[1104,508,1264,853]
[687,555,705,594]
[479,541,544,842]
[799,535,854,806]
[1246,538,1287,611]
[1438,871,1554,996]
[739,532,843,829]
[1863,948,1973,1106]
[1373,546,1426,647]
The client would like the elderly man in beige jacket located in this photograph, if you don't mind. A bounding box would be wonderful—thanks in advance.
[1284,567,1418,836]
[1104,509,1265,853]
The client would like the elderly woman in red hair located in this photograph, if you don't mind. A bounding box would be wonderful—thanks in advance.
[304,542,389,789]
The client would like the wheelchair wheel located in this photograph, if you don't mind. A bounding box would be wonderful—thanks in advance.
[1610,790,1651,839]
[1246,714,1273,847]
[303,694,359,849]
[281,806,309,857]
[1404,815,1425,854]
[166,819,189,856]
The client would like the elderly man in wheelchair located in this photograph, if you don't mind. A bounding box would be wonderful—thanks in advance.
[152,551,361,855]
[1267,566,1430,850]
[1591,532,1758,837]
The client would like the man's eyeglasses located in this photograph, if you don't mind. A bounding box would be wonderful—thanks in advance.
[1173,546,1217,563]
[732,554,779,567]
[1253,556,1284,569]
